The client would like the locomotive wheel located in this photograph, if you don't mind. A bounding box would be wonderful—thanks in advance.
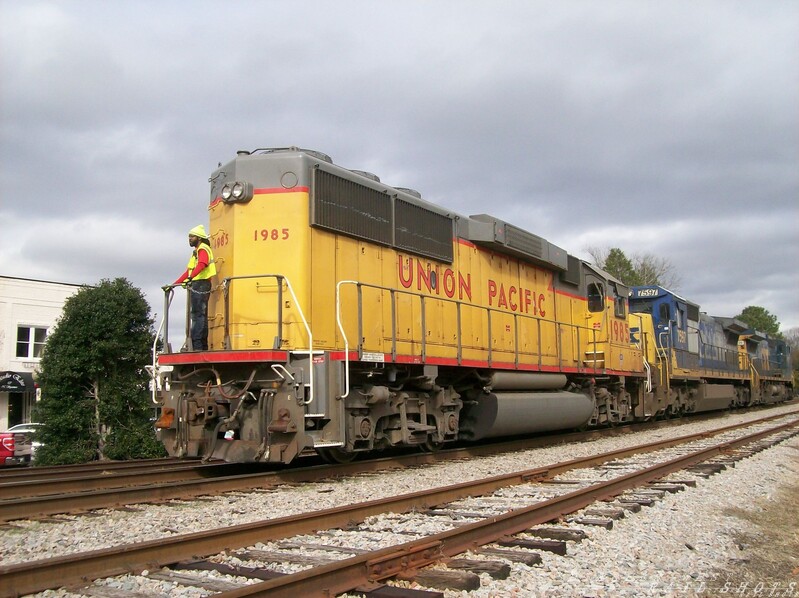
[420,437,444,453]
[317,447,358,464]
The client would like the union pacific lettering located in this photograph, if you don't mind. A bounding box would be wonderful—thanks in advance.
[398,256,472,300]
[397,256,545,316]
[487,280,546,317]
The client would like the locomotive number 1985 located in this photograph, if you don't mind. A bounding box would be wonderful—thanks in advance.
[254,228,290,241]
[611,320,630,343]
[213,233,229,249]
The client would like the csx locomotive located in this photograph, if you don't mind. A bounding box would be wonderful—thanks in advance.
[151,147,793,463]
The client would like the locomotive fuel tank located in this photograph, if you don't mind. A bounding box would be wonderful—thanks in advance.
[458,390,594,440]
[458,370,593,440]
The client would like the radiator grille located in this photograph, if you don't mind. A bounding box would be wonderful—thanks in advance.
[311,169,392,246]
[311,168,454,263]
[505,224,544,259]
[395,199,454,263]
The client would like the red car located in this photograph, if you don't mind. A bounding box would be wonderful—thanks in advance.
[0,425,35,466]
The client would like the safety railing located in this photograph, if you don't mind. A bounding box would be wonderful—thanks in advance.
[698,342,749,375]
[760,356,790,378]
[156,274,315,406]
[748,356,786,380]
[655,325,672,392]
[221,274,314,405]
[629,313,652,393]
[749,360,761,389]
[336,280,601,399]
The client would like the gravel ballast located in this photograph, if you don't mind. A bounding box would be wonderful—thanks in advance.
[3,404,798,597]
[423,433,799,597]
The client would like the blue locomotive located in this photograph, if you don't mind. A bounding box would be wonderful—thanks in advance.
[629,285,792,410]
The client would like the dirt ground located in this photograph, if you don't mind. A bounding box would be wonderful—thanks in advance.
[707,439,799,596]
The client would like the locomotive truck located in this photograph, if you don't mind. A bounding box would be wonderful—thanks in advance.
[151,147,793,463]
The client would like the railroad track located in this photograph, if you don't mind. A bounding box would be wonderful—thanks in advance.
[0,459,235,498]
[0,406,795,523]
[1,411,797,597]
[0,457,182,480]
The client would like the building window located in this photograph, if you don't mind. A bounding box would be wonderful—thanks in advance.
[16,326,47,359]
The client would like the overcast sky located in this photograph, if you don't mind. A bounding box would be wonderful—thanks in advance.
[1,0,797,333]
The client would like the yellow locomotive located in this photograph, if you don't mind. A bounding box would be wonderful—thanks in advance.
[152,148,789,463]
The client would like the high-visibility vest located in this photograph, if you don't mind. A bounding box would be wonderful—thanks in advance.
[187,242,217,280]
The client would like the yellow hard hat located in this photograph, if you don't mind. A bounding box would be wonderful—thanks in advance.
[188,225,209,239]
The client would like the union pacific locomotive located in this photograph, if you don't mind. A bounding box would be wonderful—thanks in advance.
[151,148,793,463]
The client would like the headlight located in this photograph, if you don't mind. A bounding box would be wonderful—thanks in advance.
[220,181,252,203]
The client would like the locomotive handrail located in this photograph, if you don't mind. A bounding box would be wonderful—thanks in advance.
[336,280,360,398]
[749,361,761,389]
[221,274,315,405]
[335,279,611,398]
[147,287,177,405]
[629,313,652,393]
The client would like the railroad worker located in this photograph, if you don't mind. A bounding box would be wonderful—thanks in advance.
[170,224,216,351]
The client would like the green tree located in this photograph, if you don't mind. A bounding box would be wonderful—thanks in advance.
[585,246,681,289]
[33,278,166,464]
[604,248,641,286]
[735,305,782,337]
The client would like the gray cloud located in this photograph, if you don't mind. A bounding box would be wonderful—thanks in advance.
[1,0,797,331]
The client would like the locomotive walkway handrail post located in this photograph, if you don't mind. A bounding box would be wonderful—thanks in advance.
[420,295,427,362]
[456,302,462,366]
[487,309,492,367]
[629,313,652,393]
[147,288,177,405]
[390,288,398,361]
[162,287,171,351]
[336,280,359,398]
[221,274,314,405]
[656,324,672,394]
[184,287,192,351]
[538,317,544,369]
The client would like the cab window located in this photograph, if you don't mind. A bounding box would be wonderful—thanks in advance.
[659,303,671,323]
[614,288,627,318]
[587,282,605,313]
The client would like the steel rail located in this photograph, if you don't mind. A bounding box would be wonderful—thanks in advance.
[0,408,796,522]
[217,419,799,598]
[0,457,182,480]
[0,462,237,499]
[1,416,796,597]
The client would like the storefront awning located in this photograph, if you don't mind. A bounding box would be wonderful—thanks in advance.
[0,371,35,392]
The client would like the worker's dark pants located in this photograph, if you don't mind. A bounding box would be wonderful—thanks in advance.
[189,279,212,350]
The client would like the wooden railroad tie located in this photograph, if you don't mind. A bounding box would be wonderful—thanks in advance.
[583,507,626,520]
[604,500,642,513]
[445,558,512,580]
[524,527,588,542]
[477,547,543,566]
[396,568,480,592]
[570,517,614,530]
[496,536,568,555]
